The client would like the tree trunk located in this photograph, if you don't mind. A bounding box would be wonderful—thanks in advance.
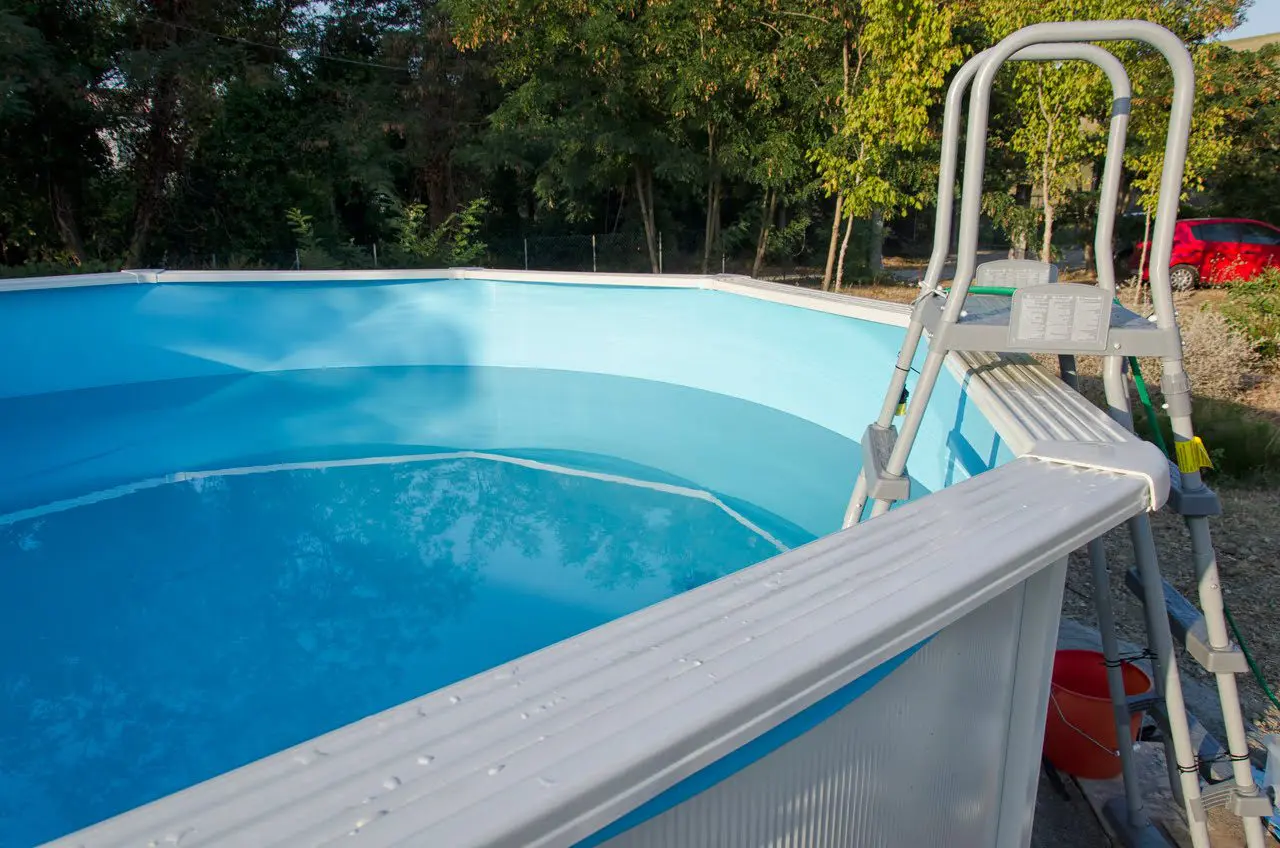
[634,163,659,273]
[612,183,627,233]
[1134,210,1152,307]
[1039,111,1055,264]
[835,209,856,291]
[869,206,884,276]
[751,189,777,278]
[701,124,719,274]
[426,159,449,227]
[1009,228,1027,260]
[49,179,86,265]
[126,72,182,266]
[822,193,844,291]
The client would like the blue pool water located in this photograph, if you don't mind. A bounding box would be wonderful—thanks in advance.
[0,364,865,846]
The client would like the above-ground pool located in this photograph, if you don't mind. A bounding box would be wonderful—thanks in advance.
[0,269,1156,848]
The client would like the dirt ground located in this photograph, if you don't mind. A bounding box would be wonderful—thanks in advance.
[1061,485,1280,740]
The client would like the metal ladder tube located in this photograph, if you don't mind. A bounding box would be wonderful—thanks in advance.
[847,44,1131,527]
[843,50,993,527]
[944,21,1265,843]
[1089,536,1149,828]
[938,23,1218,843]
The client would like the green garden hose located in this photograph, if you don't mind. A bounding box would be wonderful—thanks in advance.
[1126,357,1170,458]
[1225,605,1280,711]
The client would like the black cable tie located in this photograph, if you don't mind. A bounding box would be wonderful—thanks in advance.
[1102,649,1156,668]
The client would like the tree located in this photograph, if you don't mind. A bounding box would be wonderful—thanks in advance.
[1194,43,1280,225]
[449,0,688,272]
[810,0,962,289]
[976,0,1242,275]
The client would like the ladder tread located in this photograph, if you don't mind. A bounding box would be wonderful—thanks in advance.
[919,292,1181,357]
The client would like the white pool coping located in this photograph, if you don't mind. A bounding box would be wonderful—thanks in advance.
[13,268,1154,847]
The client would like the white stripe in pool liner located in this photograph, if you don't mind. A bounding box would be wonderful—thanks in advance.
[0,451,790,553]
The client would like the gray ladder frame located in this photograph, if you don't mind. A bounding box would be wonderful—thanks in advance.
[845,21,1272,848]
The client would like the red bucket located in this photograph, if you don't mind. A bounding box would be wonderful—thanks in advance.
[1043,649,1152,779]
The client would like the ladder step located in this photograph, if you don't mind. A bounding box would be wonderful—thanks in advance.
[861,424,910,502]
[1123,569,1251,675]
[1198,780,1274,818]
[974,259,1058,287]
[1165,461,1222,516]
[1185,617,1250,675]
[919,290,1181,357]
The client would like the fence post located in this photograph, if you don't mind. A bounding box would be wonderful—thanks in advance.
[658,232,664,274]
[295,248,301,270]
[212,253,217,270]
[523,238,529,271]
[591,234,597,273]
[372,242,378,268]
[721,251,725,274]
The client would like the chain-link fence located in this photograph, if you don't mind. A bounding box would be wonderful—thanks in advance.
[8,229,827,282]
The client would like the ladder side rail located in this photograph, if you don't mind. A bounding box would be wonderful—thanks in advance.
[948,20,1192,323]
[862,43,1135,525]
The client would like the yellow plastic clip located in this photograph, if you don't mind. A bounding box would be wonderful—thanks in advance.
[1175,437,1213,473]
[896,387,909,417]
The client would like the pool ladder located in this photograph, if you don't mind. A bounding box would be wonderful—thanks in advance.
[847,21,1273,848]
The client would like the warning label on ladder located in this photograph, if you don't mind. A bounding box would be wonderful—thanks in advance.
[1008,284,1110,352]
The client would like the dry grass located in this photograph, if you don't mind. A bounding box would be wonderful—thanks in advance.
[1143,306,1261,402]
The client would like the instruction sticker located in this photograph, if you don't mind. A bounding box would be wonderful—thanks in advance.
[1008,284,1109,352]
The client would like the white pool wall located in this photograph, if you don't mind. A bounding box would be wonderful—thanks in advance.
[0,270,1008,536]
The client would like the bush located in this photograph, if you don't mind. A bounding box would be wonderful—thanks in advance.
[394,197,491,266]
[1222,265,1280,358]
[1134,396,1280,481]
[0,258,120,278]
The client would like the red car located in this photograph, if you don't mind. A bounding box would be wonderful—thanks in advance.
[1131,217,1280,289]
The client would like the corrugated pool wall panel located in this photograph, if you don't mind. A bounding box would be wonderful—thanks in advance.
[602,583,1026,848]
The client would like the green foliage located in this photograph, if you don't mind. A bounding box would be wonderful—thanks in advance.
[395,197,492,266]
[982,190,1039,255]
[1223,266,1280,359]
[0,0,1268,279]
[1198,44,1280,224]
[287,207,338,270]
[810,0,962,222]
[1134,397,1280,481]
[0,258,119,279]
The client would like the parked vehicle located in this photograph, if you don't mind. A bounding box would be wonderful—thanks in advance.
[1129,217,1280,289]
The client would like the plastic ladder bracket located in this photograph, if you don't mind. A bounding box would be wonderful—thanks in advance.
[861,424,910,503]
[1185,618,1250,675]
[1165,461,1222,516]
[1200,780,1274,818]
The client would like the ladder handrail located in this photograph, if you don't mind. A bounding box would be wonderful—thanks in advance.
[947,20,1194,330]
[866,41,1133,447]
[923,43,1131,297]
